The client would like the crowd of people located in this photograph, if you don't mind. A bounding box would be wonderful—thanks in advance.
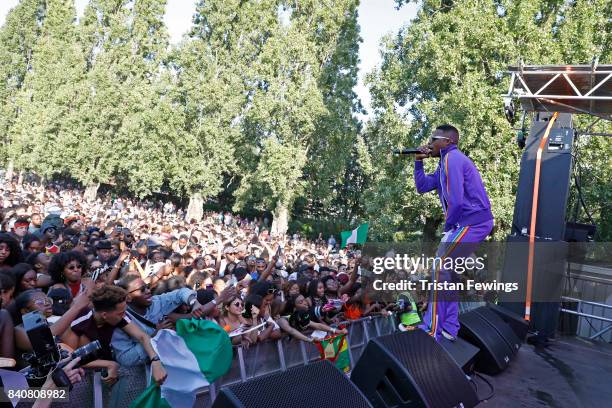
[0,178,416,406]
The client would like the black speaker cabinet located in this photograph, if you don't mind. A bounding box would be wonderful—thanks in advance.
[474,306,521,353]
[487,303,529,341]
[212,360,372,408]
[459,310,514,374]
[438,336,480,374]
[351,330,478,408]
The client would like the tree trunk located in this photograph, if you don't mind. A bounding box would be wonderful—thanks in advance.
[5,160,14,181]
[271,203,289,237]
[17,170,24,185]
[84,182,100,202]
[186,192,204,222]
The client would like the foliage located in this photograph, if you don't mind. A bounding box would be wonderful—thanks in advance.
[364,0,611,241]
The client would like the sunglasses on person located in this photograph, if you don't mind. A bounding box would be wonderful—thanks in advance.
[33,297,53,307]
[66,264,83,270]
[428,135,451,143]
[232,301,243,308]
[129,283,151,294]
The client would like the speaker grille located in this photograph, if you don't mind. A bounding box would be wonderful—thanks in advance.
[475,306,521,352]
[217,360,372,408]
[376,330,477,408]
[459,311,512,374]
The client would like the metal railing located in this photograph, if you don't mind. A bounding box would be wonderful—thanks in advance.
[561,296,612,341]
[199,314,399,407]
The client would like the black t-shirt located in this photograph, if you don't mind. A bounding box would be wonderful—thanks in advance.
[70,309,130,360]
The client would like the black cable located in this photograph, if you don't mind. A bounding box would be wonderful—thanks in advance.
[474,372,495,402]
[469,376,477,393]
[571,139,595,225]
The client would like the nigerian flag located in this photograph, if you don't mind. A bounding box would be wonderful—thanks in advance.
[340,223,369,248]
[130,319,232,408]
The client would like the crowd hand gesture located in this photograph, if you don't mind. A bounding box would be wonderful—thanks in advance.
[73,280,94,308]
[118,249,131,264]
[240,335,254,350]
[335,327,349,335]
[415,145,432,160]
[251,305,260,320]
[151,360,167,386]
[155,318,174,334]
[102,361,120,386]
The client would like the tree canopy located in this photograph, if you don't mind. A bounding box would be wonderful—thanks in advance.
[0,0,609,240]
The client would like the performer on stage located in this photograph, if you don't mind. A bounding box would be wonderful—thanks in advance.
[414,124,493,341]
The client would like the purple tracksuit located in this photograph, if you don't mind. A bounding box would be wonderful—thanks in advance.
[414,144,493,340]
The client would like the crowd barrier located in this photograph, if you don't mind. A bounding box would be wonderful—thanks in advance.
[15,305,494,407]
[198,314,399,407]
[32,315,397,408]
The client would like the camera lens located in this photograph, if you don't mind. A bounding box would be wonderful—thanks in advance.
[71,340,102,366]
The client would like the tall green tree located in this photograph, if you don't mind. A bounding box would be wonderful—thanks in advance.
[233,0,362,235]
[8,0,84,181]
[0,0,45,175]
[363,0,611,241]
[173,0,281,220]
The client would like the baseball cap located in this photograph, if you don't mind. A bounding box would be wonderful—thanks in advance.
[47,287,71,316]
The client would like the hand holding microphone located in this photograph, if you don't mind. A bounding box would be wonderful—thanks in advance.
[393,146,432,160]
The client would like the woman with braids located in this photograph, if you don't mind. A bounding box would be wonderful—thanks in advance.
[0,233,23,271]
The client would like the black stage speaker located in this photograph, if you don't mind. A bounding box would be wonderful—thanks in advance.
[438,336,480,374]
[473,306,521,352]
[501,112,573,338]
[487,303,529,341]
[499,235,567,339]
[212,360,372,408]
[458,310,514,375]
[351,330,478,408]
[509,112,574,241]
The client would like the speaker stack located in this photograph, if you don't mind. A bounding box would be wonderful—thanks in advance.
[212,305,526,408]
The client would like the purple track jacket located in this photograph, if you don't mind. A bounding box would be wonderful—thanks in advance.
[414,144,493,232]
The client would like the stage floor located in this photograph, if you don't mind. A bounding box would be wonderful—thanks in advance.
[478,336,612,407]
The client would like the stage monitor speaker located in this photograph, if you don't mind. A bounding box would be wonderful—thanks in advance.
[459,310,514,375]
[351,330,478,408]
[473,306,521,352]
[487,303,529,341]
[438,336,480,374]
[212,360,372,408]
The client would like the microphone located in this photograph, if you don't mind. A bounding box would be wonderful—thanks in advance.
[392,148,422,155]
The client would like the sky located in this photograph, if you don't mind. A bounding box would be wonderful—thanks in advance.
[0,0,418,119]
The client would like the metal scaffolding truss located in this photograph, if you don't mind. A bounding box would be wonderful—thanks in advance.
[505,61,612,121]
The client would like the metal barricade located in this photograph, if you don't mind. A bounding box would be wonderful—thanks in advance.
[192,314,398,407]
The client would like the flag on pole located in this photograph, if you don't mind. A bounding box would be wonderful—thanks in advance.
[131,319,233,408]
[340,223,369,248]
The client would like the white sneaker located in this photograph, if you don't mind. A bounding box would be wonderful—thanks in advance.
[441,329,456,341]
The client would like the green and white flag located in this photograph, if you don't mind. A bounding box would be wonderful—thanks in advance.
[340,223,369,248]
[131,319,232,408]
